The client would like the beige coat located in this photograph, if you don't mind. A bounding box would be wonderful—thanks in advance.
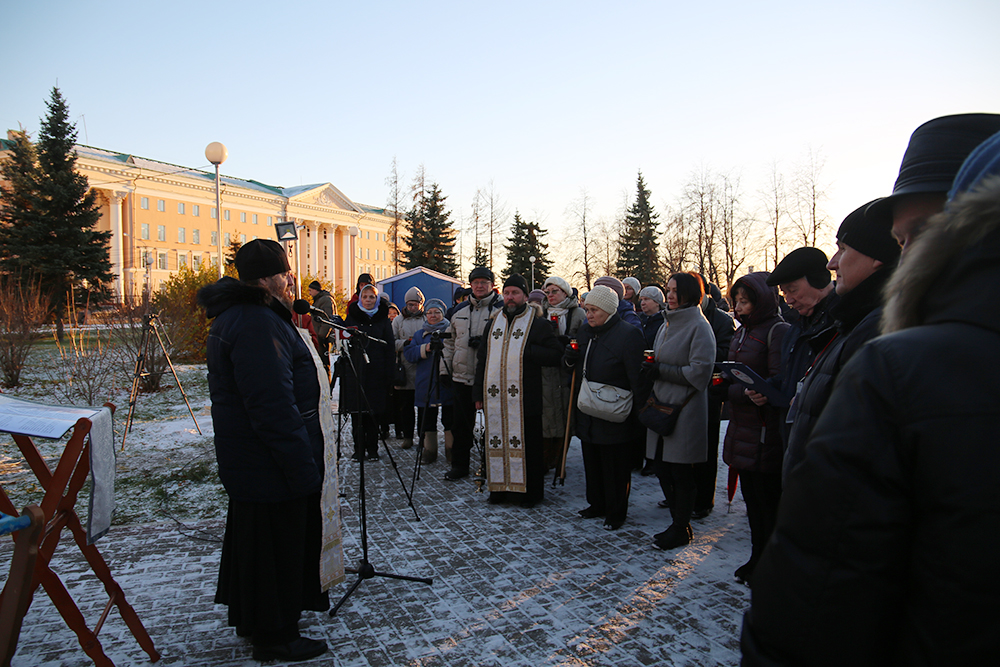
[443,291,502,386]
[645,305,716,464]
[392,309,424,390]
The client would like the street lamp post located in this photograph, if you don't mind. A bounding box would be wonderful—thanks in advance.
[529,256,536,291]
[205,142,228,279]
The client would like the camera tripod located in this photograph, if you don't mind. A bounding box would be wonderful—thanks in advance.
[122,312,201,448]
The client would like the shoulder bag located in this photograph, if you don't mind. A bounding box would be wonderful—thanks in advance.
[638,389,696,436]
[576,339,633,423]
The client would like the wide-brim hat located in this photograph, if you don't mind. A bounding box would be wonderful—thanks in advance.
[869,113,1000,217]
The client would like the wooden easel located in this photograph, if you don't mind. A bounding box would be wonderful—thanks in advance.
[0,402,159,666]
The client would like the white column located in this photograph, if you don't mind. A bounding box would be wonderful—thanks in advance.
[108,190,128,301]
[309,221,319,277]
[327,225,337,283]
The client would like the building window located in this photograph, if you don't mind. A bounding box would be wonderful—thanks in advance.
[157,200,165,212]
[366,231,370,240]
[239,234,246,244]
[193,204,200,217]
[225,233,231,245]
[178,254,187,268]
[240,212,246,223]
[252,235,257,241]
[192,229,200,244]
[211,208,217,219]
[178,202,186,215]
[211,231,218,246]
[267,216,273,226]
[224,210,230,221]
[366,248,370,260]
[157,225,166,241]
[192,255,201,269]
[140,197,149,210]
[252,214,258,225]
[140,223,150,240]
[157,252,168,270]
[178,227,186,243]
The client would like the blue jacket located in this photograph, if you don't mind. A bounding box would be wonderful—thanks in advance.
[198,277,322,503]
[617,300,642,328]
[403,319,454,408]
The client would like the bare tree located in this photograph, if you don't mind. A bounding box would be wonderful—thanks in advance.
[715,173,755,290]
[479,181,508,273]
[565,188,595,289]
[759,160,790,270]
[0,274,49,388]
[681,166,721,286]
[384,157,405,272]
[790,148,830,247]
[660,204,693,277]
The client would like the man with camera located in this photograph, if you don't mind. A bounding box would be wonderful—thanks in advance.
[442,266,503,481]
[307,280,334,372]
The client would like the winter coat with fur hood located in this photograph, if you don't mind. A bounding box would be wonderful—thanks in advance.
[197,277,323,503]
[722,272,789,473]
[741,177,1000,667]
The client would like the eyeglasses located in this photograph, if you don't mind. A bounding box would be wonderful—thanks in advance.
[543,288,563,296]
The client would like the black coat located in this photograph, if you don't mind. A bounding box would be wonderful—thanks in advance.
[340,300,395,414]
[783,266,894,481]
[702,295,736,402]
[742,179,1000,667]
[473,303,563,416]
[566,315,645,445]
[198,277,322,503]
[638,311,664,349]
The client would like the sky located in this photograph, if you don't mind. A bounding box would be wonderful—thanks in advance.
[4,0,1000,274]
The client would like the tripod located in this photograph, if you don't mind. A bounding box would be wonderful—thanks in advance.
[329,321,432,616]
[409,332,453,491]
[122,312,201,448]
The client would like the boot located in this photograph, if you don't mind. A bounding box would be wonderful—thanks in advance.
[653,523,692,550]
[401,437,413,450]
[444,430,454,463]
[421,431,438,464]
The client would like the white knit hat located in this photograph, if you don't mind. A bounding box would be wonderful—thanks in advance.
[585,285,619,316]
[622,277,641,295]
[542,276,572,298]
[639,285,665,309]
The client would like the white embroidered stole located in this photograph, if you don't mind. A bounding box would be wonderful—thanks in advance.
[295,327,345,590]
[484,308,533,493]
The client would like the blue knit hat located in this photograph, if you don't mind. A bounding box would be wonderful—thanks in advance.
[948,130,1000,204]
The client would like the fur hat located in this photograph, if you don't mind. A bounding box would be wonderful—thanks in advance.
[622,277,641,296]
[585,285,619,316]
[404,286,424,304]
[638,286,665,309]
[543,276,572,298]
[528,289,546,304]
[235,239,290,282]
[593,276,624,299]
[766,247,832,288]
[837,200,901,264]
[503,274,529,295]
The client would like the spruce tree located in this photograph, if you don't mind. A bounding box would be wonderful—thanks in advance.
[0,88,111,338]
[472,242,490,272]
[616,170,662,286]
[403,182,458,277]
[0,129,41,248]
[503,212,553,288]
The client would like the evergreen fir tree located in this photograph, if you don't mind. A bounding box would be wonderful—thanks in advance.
[0,129,41,251]
[0,88,111,338]
[472,242,490,271]
[403,182,458,277]
[616,170,663,286]
[503,212,553,288]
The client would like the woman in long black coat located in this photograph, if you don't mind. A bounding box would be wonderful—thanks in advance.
[341,283,394,461]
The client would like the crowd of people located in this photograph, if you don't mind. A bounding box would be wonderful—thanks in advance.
[197,112,1000,663]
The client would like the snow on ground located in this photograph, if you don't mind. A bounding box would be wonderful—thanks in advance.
[1,356,754,666]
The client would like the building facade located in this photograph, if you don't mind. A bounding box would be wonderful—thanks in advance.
[2,134,401,299]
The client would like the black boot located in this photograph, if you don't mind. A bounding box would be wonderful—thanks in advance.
[652,523,692,550]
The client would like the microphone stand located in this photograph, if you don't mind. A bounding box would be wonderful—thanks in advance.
[323,310,432,616]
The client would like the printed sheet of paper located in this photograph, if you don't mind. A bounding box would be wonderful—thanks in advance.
[0,394,101,439]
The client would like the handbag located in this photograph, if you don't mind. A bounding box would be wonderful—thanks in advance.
[576,340,633,423]
[638,390,696,436]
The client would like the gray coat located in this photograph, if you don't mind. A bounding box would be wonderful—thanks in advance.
[540,298,587,438]
[392,309,424,390]
[645,305,716,464]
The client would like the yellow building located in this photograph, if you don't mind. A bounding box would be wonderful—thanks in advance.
[2,133,401,299]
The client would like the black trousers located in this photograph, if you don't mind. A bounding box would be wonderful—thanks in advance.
[739,469,782,568]
[582,441,632,526]
[693,399,724,510]
[396,389,416,440]
[658,461,696,527]
[417,404,454,436]
[451,382,476,472]
[351,412,380,458]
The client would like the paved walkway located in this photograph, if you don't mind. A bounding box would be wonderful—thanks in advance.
[6,437,751,666]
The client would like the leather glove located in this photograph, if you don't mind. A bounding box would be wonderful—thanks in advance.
[563,342,582,366]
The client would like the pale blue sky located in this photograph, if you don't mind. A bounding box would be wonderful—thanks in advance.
[4,0,999,270]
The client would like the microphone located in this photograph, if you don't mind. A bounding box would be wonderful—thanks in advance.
[292,299,321,316]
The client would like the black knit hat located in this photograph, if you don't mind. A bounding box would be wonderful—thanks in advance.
[503,273,529,295]
[469,266,495,283]
[766,247,832,288]
[308,280,322,291]
[869,113,1000,217]
[837,200,901,264]
[235,239,290,281]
